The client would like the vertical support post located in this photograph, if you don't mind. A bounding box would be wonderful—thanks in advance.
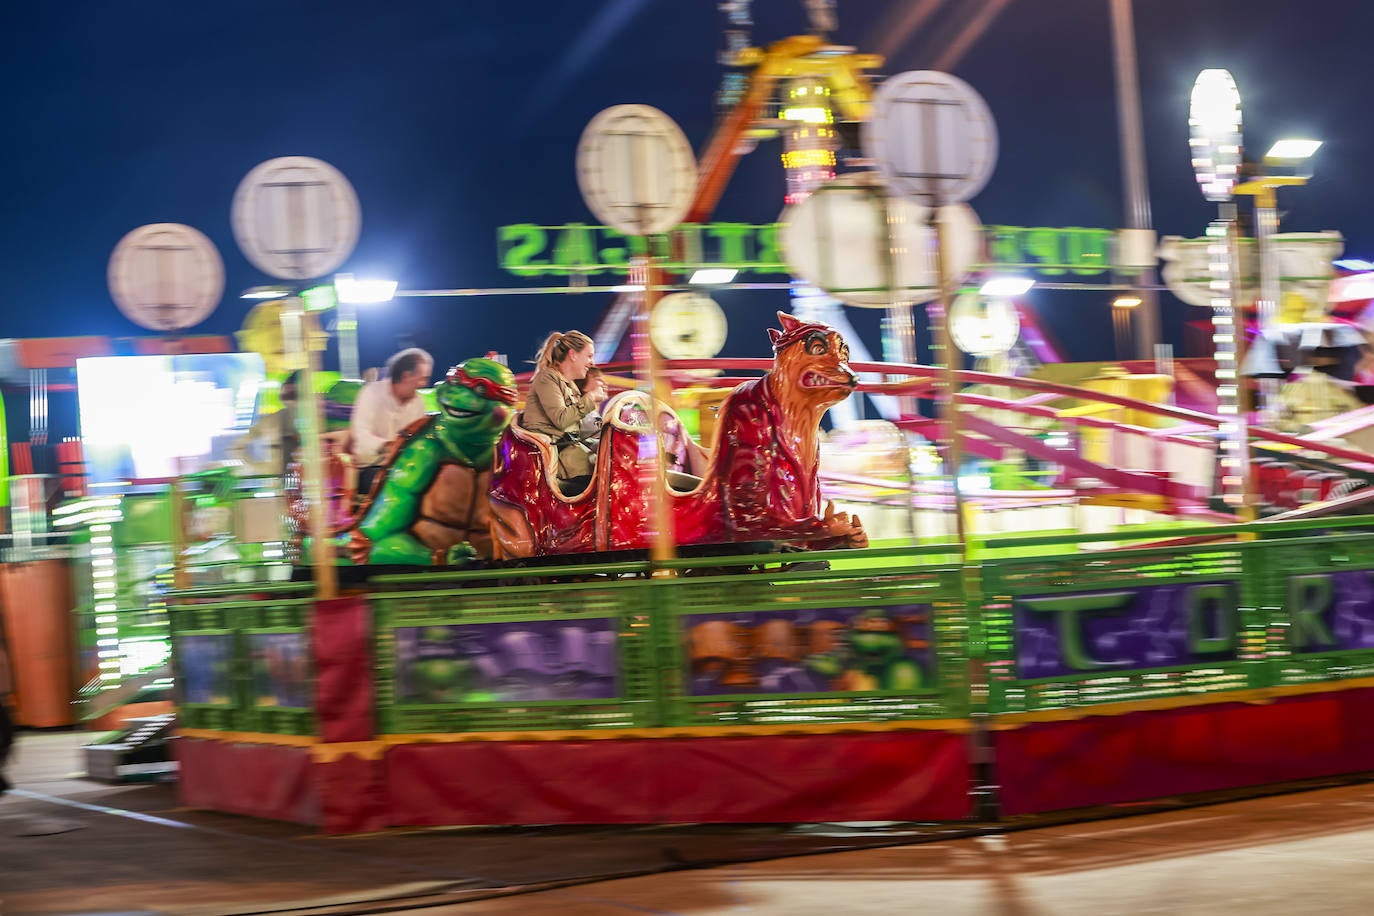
[1253,186,1282,331]
[1209,210,1251,520]
[169,472,190,590]
[931,208,968,556]
[882,193,921,543]
[1109,0,1161,359]
[1233,176,1307,421]
[283,296,338,598]
[631,255,677,567]
[1252,186,1281,420]
[1230,215,1257,527]
[882,194,919,409]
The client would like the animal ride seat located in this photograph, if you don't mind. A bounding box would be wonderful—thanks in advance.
[602,391,711,492]
[559,473,594,497]
[666,469,703,493]
[506,413,592,504]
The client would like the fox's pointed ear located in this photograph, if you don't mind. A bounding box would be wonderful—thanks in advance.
[767,328,783,346]
[777,311,801,331]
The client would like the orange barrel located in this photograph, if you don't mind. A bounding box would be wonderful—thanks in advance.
[0,559,76,727]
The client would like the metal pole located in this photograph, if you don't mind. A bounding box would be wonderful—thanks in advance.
[1109,0,1161,360]
[1209,207,1251,519]
[170,469,190,590]
[1252,186,1282,420]
[1253,188,1282,331]
[882,194,919,406]
[631,255,677,567]
[1228,214,1256,524]
[283,296,337,598]
[1232,174,1307,420]
[882,193,921,543]
[932,209,968,555]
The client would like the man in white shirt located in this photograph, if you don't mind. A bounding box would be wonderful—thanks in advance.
[350,348,434,496]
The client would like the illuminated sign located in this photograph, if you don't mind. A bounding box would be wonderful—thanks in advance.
[499,223,784,277]
[498,222,1124,278]
[984,226,1115,276]
[1287,571,1374,653]
[1015,582,1240,678]
[1009,569,1374,681]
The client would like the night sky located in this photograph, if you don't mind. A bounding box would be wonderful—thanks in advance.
[2,0,1370,376]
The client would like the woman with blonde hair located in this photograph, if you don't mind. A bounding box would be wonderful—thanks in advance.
[523,330,607,490]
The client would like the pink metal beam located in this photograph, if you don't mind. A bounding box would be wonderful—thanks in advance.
[960,411,1208,503]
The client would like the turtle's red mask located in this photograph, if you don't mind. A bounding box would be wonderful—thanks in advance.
[446,364,517,406]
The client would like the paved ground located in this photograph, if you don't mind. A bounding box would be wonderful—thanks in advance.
[4,730,1374,915]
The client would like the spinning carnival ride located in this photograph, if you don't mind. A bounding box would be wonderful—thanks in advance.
[53,1,1374,833]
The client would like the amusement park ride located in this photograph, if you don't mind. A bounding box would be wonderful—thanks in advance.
[7,0,1374,829]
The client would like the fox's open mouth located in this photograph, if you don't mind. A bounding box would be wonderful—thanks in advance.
[800,371,857,389]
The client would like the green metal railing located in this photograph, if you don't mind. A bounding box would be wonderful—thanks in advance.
[167,582,315,735]
[649,545,968,727]
[371,568,658,734]
[166,517,1374,740]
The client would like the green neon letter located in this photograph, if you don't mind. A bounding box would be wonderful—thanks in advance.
[1018,591,1135,671]
[755,223,784,271]
[1067,228,1112,276]
[552,223,597,275]
[1185,582,1237,655]
[1023,228,1066,275]
[705,223,752,266]
[1287,574,1336,649]
[498,224,549,276]
[984,226,1023,269]
[674,224,703,270]
[598,227,629,273]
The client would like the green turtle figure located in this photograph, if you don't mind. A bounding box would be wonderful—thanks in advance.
[348,356,517,565]
[805,608,926,691]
